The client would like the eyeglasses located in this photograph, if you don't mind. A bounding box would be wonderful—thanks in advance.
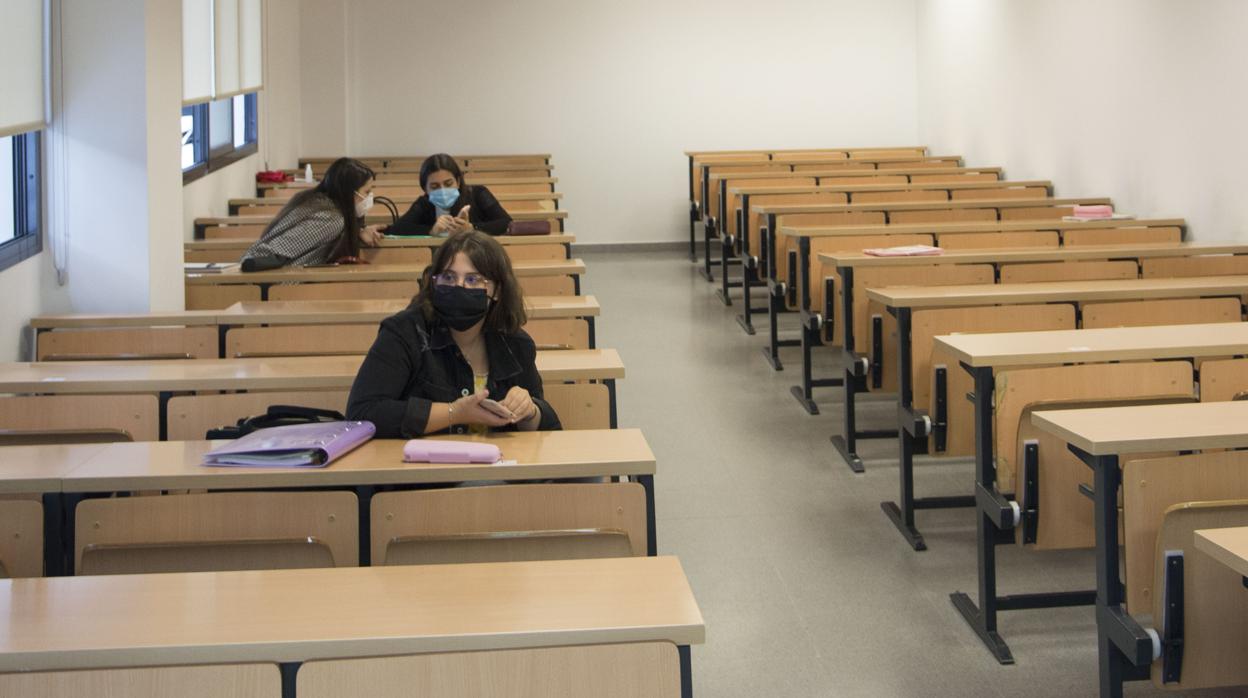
[433,271,490,289]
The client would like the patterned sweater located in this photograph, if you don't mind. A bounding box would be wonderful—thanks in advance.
[242,193,347,266]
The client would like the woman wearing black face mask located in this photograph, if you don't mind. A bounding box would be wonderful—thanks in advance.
[345,230,561,437]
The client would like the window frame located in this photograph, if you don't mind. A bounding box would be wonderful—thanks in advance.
[183,91,259,185]
[0,131,43,273]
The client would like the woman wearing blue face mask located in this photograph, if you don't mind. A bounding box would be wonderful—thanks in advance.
[385,153,513,236]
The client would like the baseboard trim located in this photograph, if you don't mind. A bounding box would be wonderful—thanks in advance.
[571,241,687,254]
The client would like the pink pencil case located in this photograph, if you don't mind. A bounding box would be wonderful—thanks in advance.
[402,439,501,464]
[1071,204,1113,219]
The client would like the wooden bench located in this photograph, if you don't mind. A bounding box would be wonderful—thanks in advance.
[1032,402,1248,695]
[0,556,703,697]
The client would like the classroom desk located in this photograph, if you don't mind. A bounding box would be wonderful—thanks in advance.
[185,259,588,299]
[30,295,602,356]
[259,176,560,198]
[229,191,565,214]
[933,325,1248,666]
[866,278,1248,549]
[185,232,578,264]
[751,200,1126,372]
[195,209,569,238]
[0,349,625,436]
[52,429,657,571]
[1194,527,1248,580]
[0,444,110,576]
[1030,401,1248,697]
[710,177,1051,317]
[0,556,703,697]
[813,242,1244,469]
[693,163,999,270]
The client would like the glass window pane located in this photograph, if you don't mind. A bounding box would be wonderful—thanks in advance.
[0,137,14,243]
[181,110,196,170]
[208,97,233,151]
[233,94,246,148]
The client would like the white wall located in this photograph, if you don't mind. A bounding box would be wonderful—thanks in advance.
[917,0,1248,240]
[299,0,919,245]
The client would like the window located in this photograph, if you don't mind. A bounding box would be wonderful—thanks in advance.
[0,131,42,272]
[182,92,258,184]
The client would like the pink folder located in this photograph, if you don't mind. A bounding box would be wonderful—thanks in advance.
[202,421,376,468]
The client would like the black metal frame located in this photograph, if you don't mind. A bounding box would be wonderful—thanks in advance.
[946,364,1095,664]
[733,193,769,335]
[761,215,800,371]
[828,265,898,473]
[1071,446,1154,697]
[788,235,843,414]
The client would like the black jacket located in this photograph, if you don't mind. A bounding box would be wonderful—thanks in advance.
[387,185,512,236]
[346,307,561,438]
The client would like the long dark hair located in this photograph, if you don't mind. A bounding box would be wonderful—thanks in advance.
[419,153,473,199]
[267,157,374,259]
[413,230,527,334]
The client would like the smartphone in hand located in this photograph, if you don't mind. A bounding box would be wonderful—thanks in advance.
[479,398,516,421]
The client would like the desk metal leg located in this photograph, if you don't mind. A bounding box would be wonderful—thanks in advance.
[356,485,375,566]
[715,233,734,306]
[280,662,300,698]
[585,317,596,350]
[949,367,1095,663]
[882,309,975,550]
[736,260,764,336]
[573,274,581,296]
[830,267,896,473]
[637,473,656,556]
[61,492,84,576]
[1071,447,1153,696]
[790,237,842,415]
[679,645,693,698]
[606,379,618,429]
[761,224,798,371]
[158,390,172,441]
[41,493,64,577]
[700,217,716,282]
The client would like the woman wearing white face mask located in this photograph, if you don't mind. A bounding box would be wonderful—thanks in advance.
[386,153,512,237]
[240,157,385,270]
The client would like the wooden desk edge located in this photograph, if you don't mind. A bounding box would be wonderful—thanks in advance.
[1194,529,1248,578]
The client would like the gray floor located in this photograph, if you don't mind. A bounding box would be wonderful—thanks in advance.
[579,250,1239,698]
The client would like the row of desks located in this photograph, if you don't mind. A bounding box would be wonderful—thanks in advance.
[0,349,625,438]
[1,428,655,574]
[0,555,702,697]
[32,296,602,355]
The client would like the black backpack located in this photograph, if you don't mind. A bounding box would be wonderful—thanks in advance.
[205,405,346,439]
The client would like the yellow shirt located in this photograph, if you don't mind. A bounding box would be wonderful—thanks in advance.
[470,373,489,435]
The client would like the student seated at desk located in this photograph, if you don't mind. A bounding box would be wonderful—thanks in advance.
[347,230,560,437]
[240,157,385,270]
[386,153,513,236]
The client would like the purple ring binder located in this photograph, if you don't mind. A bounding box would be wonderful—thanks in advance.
[202,421,377,468]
